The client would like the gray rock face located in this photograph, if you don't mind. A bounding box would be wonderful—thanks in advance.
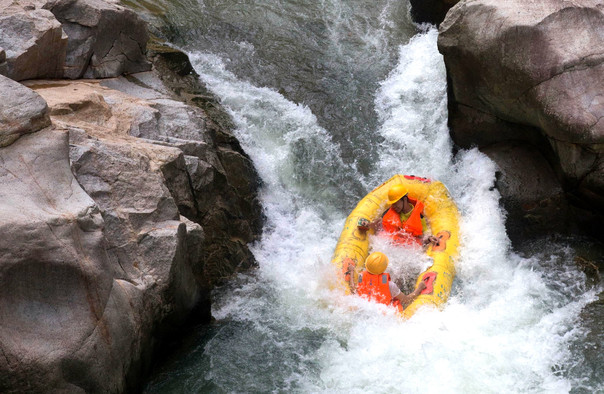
[0,0,151,81]
[106,68,263,285]
[0,75,50,147]
[44,0,151,78]
[0,6,67,81]
[482,142,569,243]
[0,128,119,393]
[0,126,200,393]
[27,68,263,372]
[68,128,199,326]
[439,0,604,222]
[0,34,262,392]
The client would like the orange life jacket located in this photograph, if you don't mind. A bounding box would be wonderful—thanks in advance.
[381,200,425,245]
[356,271,403,311]
[403,200,424,237]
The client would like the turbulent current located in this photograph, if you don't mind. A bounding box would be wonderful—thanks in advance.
[142,0,603,392]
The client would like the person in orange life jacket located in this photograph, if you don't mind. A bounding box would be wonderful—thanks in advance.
[359,184,438,246]
[346,252,426,309]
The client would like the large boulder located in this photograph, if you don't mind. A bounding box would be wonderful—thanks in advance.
[3,43,262,390]
[0,127,126,393]
[0,4,262,392]
[0,82,202,391]
[30,71,262,292]
[43,0,151,78]
[68,127,199,307]
[67,128,200,393]
[137,98,262,283]
[101,51,264,285]
[0,2,67,81]
[439,0,604,229]
[0,0,151,80]
[0,75,50,147]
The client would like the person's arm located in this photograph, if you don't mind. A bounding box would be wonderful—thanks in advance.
[394,281,427,306]
[367,218,381,231]
[421,211,436,246]
[346,263,357,293]
[358,207,391,233]
[358,217,382,233]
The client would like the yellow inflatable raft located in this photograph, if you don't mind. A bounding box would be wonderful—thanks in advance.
[331,174,460,318]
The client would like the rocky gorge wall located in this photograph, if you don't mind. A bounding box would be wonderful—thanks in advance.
[411,0,604,244]
[0,0,262,392]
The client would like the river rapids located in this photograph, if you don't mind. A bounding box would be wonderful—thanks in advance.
[140,0,604,392]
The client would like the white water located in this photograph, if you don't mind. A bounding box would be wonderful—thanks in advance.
[149,24,600,393]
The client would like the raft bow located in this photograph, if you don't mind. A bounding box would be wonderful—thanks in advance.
[331,174,460,318]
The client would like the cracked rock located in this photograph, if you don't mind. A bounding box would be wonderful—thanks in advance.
[44,0,151,78]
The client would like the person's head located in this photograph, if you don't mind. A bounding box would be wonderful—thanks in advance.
[365,251,388,275]
[387,184,408,212]
[387,184,408,204]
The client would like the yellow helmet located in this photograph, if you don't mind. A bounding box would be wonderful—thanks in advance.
[387,184,408,204]
[365,252,389,275]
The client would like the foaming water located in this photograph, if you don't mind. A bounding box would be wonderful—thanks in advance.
[188,51,361,211]
[373,28,452,180]
[145,12,601,394]
[149,0,417,178]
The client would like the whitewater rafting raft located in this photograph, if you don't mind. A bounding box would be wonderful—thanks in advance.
[331,174,460,318]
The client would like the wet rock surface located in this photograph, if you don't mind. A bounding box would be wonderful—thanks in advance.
[0,47,7,75]
[481,141,569,244]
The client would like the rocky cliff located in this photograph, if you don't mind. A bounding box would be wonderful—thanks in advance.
[431,0,604,242]
[0,0,262,392]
